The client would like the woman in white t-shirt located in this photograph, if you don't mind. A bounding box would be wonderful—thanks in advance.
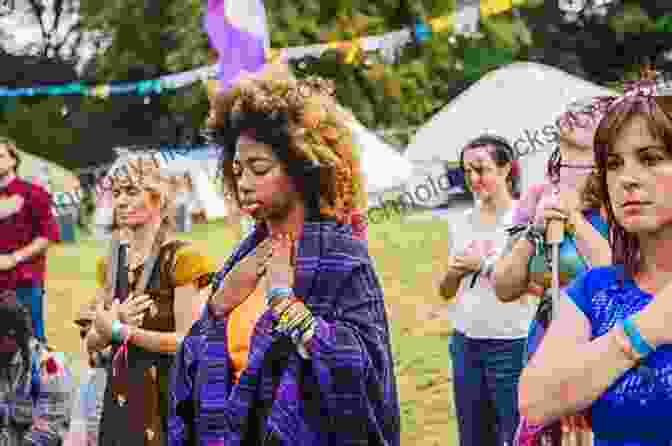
[439,135,533,446]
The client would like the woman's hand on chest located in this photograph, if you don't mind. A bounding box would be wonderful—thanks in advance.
[210,238,273,314]
[266,234,294,291]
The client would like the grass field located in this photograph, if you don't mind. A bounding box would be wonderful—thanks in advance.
[44,214,458,446]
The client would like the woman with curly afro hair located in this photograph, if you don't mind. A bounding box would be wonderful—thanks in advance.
[168,65,400,446]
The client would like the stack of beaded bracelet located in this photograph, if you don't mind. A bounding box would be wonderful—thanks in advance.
[276,299,313,336]
[267,287,316,357]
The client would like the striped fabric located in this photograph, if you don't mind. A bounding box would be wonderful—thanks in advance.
[168,221,401,446]
[0,340,72,446]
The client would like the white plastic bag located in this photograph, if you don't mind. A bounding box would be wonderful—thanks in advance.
[62,344,108,446]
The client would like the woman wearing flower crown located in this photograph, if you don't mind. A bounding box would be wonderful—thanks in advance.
[494,96,613,445]
[512,75,672,445]
[84,155,215,446]
[438,134,532,446]
[168,66,399,446]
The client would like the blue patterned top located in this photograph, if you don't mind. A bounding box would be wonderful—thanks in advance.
[565,266,672,445]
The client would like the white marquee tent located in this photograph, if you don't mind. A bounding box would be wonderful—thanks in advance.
[163,152,230,220]
[179,133,413,210]
[92,124,413,236]
[186,120,414,209]
[404,62,616,208]
[345,116,414,208]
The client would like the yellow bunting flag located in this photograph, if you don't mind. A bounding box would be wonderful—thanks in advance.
[480,0,513,17]
[430,14,454,33]
[327,40,346,51]
[344,40,361,64]
[266,48,283,63]
[90,85,110,99]
[205,79,219,103]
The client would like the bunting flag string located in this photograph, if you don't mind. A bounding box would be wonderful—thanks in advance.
[0,65,218,98]
[0,1,531,98]
[655,14,672,33]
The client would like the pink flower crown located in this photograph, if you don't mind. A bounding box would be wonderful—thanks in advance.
[558,68,672,144]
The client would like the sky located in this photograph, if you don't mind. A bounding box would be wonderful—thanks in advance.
[0,0,100,73]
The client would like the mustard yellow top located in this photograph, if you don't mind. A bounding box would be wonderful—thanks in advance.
[95,244,215,289]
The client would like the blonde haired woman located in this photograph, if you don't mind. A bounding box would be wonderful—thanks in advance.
[86,154,215,446]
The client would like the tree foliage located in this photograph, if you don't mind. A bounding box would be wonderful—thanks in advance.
[3,0,672,168]
[69,0,535,148]
[0,95,77,167]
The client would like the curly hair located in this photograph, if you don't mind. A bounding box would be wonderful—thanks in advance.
[204,66,367,225]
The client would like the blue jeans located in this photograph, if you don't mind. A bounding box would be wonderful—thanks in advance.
[449,331,526,446]
[15,285,46,341]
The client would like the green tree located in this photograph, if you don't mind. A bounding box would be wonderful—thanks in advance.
[0,0,94,171]
[73,0,534,149]
[5,0,671,167]
[0,96,78,167]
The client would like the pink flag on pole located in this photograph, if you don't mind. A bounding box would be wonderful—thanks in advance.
[205,0,271,90]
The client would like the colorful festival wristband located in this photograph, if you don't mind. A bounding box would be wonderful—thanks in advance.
[291,316,316,359]
[111,320,124,344]
[613,324,642,364]
[278,300,300,325]
[622,317,655,358]
[266,287,294,306]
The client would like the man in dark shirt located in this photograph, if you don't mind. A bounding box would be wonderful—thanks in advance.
[0,137,60,342]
